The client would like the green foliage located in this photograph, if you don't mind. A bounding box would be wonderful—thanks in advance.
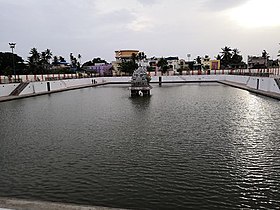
[231,48,243,64]
[136,52,146,60]
[162,65,168,74]
[82,57,108,67]
[220,46,232,68]
[52,56,59,65]
[59,56,66,62]
[119,61,138,75]
[195,56,202,64]
[28,48,53,74]
[0,52,25,75]
[70,53,78,69]
[262,50,269,59]
[218,46,244,69]
[157,57,168,74]
[3,66,13,76]
[147,66,155,72]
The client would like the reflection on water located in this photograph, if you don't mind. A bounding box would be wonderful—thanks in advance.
[0,83,279,210]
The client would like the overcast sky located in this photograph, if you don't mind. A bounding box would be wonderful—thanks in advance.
[1,0,280,63]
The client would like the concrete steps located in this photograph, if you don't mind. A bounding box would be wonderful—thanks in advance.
[274,78,280,90]
[9,82,30,96]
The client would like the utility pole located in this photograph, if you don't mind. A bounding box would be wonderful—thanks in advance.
[187,53,191,62]
[9,43,16,82]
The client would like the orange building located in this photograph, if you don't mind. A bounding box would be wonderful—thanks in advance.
[115,50,139,62]
[210,60,221,70]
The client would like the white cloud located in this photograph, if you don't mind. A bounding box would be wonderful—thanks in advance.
[94,0,140,15]
[127,17,154,32]
[0,0,279,62]
[226,0,280,28]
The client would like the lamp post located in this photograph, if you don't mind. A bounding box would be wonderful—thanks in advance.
[9,42,16,82]
[187,53,191,62]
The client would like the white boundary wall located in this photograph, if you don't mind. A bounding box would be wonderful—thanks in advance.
[0,75,279,97]
[0,83,19,97]
[224,75,280,94]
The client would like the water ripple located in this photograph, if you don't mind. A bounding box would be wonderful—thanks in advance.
[0,84,279,209]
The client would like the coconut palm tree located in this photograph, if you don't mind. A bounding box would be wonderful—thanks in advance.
[29,48,40,63]
[262,50,268,58]
[78,54,82,64]
[59,56,66,62]
[131,53,137,64]
[231,48,242,64]
[28,48,41,74]
[157,57,168,75]
[45,49,52,64]
[195,56,202,64]
[220,46,232,68]
[53,56,59,65]
[216,54,222,60]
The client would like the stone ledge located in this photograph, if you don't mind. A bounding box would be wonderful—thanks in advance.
[0,197,126,210]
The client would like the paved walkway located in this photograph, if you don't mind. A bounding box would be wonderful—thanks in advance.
[1,80,279,103]
[0,198,126,210]
[218,81,280,100]
[0,82,108,103]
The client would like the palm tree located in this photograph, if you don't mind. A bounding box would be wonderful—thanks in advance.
[262,50,269,58]
[28,48,40,74]
[78,54,82,64]
[59,56,66,62]
[221,46,232,59]
[70,53,77,68]
[131,53,137,64]
[195,56,202,64]
[137,52,146,61]
[40,51,47,73]
[29,48,40,63]
[231,48,242,64]
[53,56,59,65]
[157,57,168,75]
[261,50,270,68]
[45,49,52,66]
[216,54,222,60]
[220,46,232,68]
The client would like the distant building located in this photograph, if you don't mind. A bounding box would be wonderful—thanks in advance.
[229,62,247,69]
[210,60,220,70]
[84,63,113,76]
[179,59,188,70]
[165,57,180,71]
[115,50,139,62]
[202,55,211,70]
[114,50,140,74]
[147,57,158,72]
[51,61,71,70]
[248,56,267,69]
[268,59,279,68]
[185,61,195,70]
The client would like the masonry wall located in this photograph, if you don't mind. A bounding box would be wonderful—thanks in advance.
[0,83,19,97]
[224,75,280,94]
[0,75,279,98]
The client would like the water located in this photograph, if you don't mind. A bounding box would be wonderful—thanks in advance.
[0,83,279,209]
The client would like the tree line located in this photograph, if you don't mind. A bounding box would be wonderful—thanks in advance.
[0,48,85,76]
[1,46,279,76]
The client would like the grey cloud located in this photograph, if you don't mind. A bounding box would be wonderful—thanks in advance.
[96,9,136,26]
[201,0,249,11]
[136,0,158,5]
[1,0,280,63]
